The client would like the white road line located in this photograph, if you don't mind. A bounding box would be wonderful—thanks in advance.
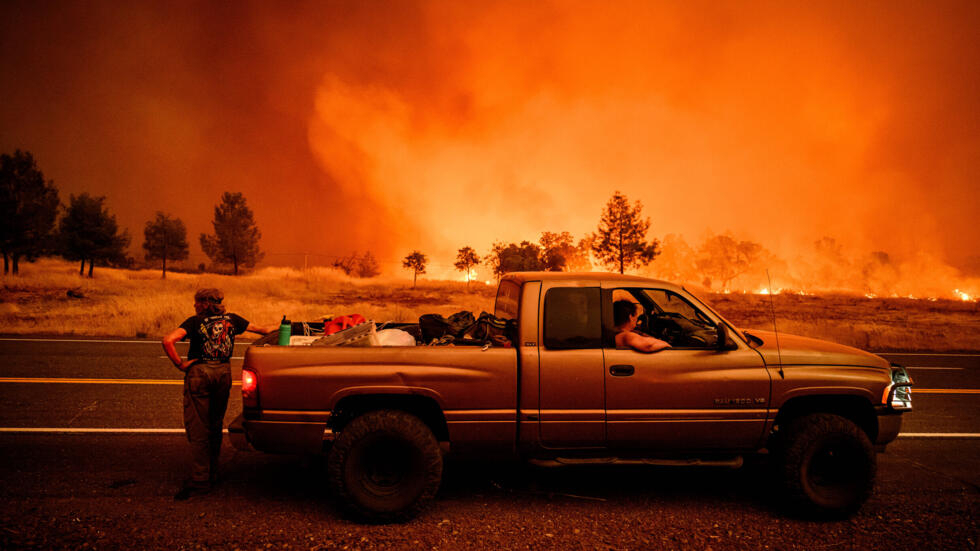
[0,338,161,344]
[898,433,980,438]
[0,428,200,433]
[0,377,240,386]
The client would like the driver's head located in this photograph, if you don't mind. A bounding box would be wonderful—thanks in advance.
[613,299,639,326]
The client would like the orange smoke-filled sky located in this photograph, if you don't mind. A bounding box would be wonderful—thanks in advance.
[1,1,978,276]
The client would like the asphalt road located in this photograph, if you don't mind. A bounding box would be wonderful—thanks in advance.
[0,338,977,550]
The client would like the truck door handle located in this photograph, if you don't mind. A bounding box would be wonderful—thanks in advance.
[610,364,635,377]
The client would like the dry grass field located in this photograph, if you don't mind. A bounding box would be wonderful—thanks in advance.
[1,259,978,352]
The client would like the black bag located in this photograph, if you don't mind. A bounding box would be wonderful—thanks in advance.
[461,312,516,347]
[419,314,452,343]
[420,311,478,343]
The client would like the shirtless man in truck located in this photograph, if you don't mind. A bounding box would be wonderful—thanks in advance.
[613,299,672,353]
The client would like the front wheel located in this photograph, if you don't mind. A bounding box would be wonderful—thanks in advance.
[327,410,442,523]
[777,413,876,517]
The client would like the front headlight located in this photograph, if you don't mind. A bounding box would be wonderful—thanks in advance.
[883,363,913,410]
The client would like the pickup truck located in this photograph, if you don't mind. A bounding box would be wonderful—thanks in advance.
[230,272,913,522]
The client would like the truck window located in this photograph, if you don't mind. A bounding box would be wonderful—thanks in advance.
[644,289,711,324]
[543,287,602,349]
[494,280,521,320]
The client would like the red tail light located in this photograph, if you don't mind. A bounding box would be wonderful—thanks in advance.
[242,369,258,407]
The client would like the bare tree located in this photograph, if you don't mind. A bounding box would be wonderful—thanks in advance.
[402,250,427,288]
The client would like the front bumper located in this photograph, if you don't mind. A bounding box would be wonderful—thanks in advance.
[875,409,904,446]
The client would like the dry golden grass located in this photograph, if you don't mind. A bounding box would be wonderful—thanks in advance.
[0,259,495,339]
[2,259,978,352]
[707,292,980,353]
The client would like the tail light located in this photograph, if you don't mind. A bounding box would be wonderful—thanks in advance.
[242,369,258,408]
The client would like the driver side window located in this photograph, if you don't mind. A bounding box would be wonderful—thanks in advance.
[641,288,718,349]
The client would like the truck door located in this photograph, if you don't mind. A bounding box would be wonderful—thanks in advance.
[537,285,606,449]
[602,287,771,451]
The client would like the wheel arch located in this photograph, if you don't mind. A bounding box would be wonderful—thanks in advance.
[330,394,450,442]
[772,394,878,443]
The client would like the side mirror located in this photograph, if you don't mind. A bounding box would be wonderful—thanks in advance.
[716,323,733,352]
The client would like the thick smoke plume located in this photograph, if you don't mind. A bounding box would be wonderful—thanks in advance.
[1,1,978,296]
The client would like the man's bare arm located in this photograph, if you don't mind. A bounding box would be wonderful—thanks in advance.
[246,323,275,335]
[624,331,672,353]
[162,328,194,371]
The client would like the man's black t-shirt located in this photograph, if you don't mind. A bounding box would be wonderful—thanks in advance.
[179,313,250,363]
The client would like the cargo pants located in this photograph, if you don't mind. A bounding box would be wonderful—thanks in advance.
[183,360,232,488]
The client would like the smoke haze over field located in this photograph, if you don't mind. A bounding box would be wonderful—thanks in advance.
[1,1,978,293]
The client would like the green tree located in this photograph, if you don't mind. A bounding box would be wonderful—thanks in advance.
[0,150,60,275]
[199,192,263,275]
[590,191,660,274]
[402,250,427,288]
[454,246,481,287]
[487,241,544,278]
[57,193,131,277]
[142,212,189,279]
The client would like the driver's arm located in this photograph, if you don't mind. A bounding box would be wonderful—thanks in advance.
[623,331,671,353]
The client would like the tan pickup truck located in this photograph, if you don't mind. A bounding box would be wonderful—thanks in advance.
[230,272,912,522]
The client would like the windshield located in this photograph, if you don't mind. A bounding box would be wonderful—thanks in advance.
[680,286,743,338]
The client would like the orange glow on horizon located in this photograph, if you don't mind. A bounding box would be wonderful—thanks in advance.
[0,2,977,299]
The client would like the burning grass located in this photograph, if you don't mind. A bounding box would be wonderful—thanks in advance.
[2,259,977,352]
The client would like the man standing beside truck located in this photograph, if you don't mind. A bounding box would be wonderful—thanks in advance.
[162,288,273,500]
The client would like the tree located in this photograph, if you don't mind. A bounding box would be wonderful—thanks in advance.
[695,233,762,290]
[487,241,544,278]
[0,150,60,275]
[199,192,263,275]
[142,212,189,278]
[332,252,357,276]
[354,251,380,278]
[454,246,481,287]
[57,193,131,277]
[332,251,380,278]
[402,250,427,288]
[539,231,591,272]
[590,191,660,274]
[648,233,698,283]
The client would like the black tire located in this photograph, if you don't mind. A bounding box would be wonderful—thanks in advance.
[327,410,442,523]
[777,413,876,517]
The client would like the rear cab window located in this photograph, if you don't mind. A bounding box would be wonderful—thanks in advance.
[543,287,602,349]
[494,280,521,320]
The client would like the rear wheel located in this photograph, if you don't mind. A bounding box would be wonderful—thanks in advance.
[777,413,876,517]
[327,410,442,523]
